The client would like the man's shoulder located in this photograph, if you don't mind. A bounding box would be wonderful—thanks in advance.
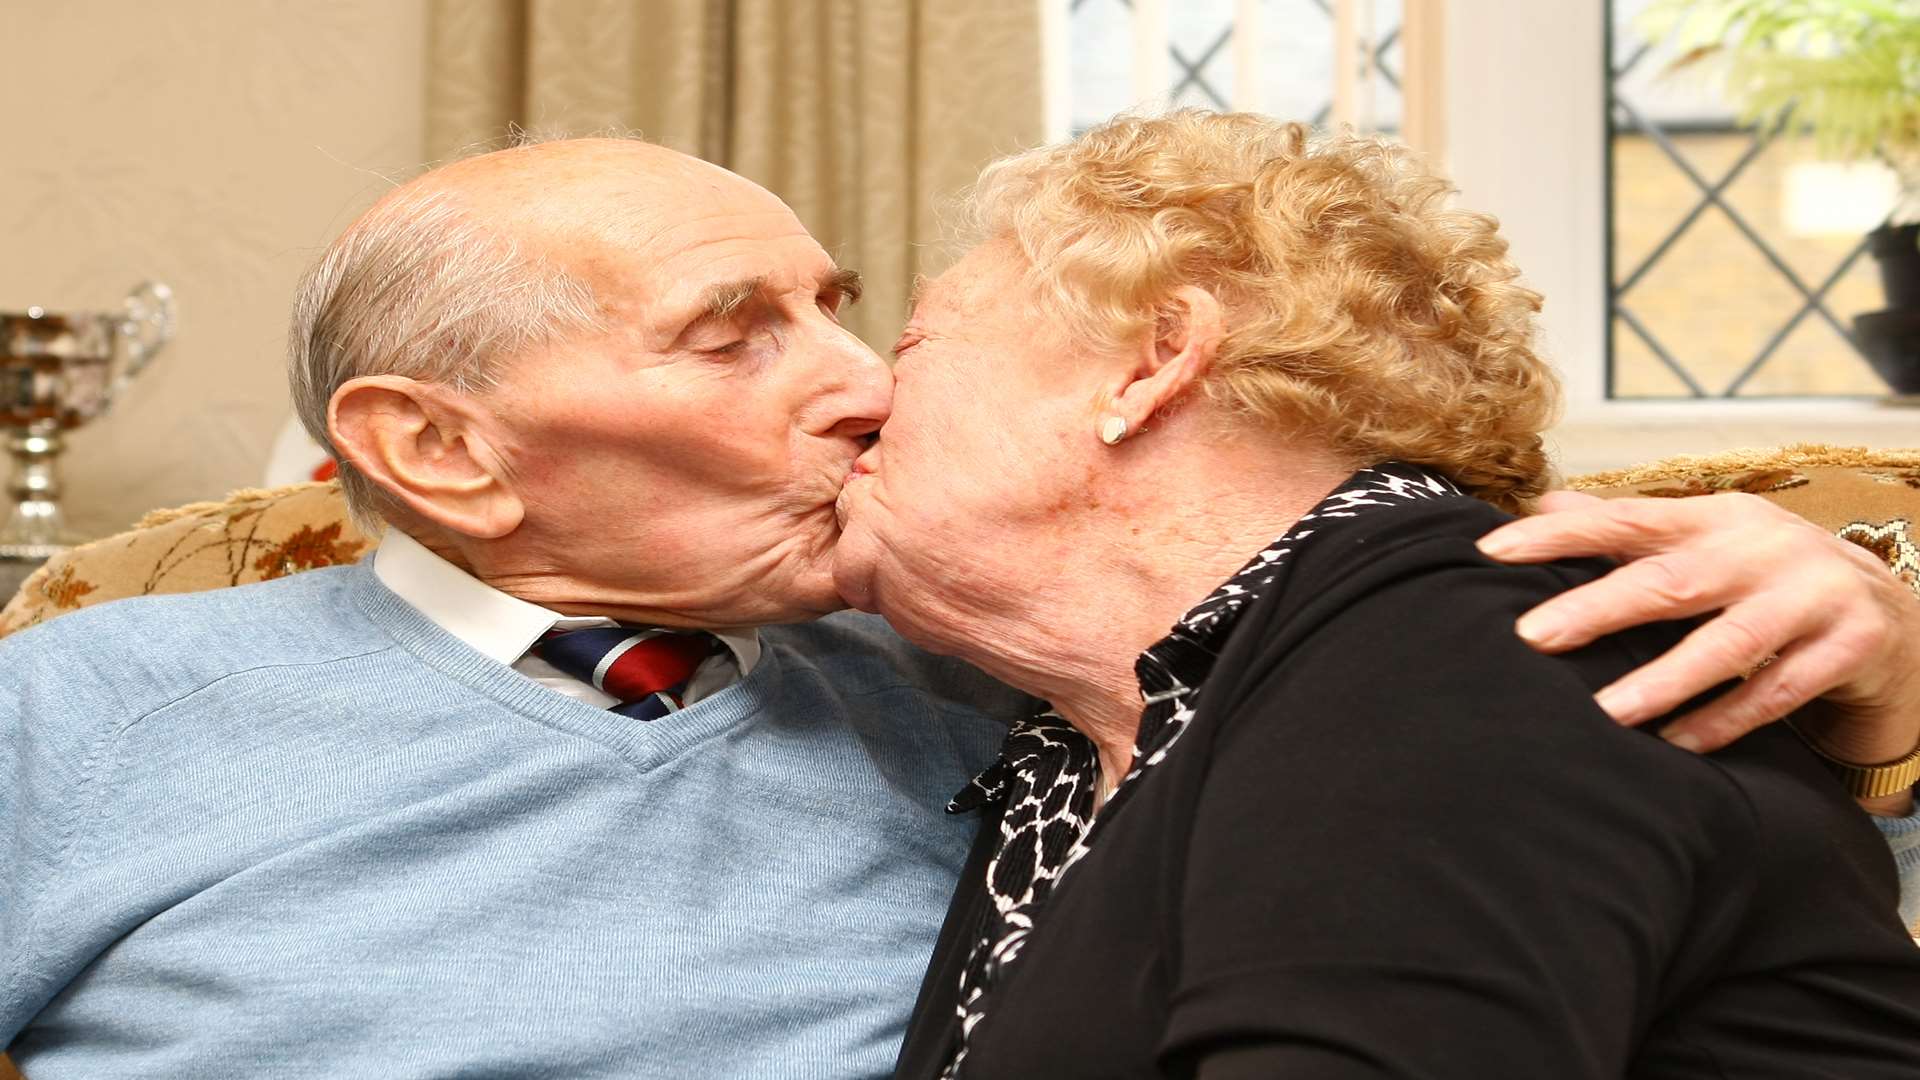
[765,611,1038,722]
[4,561,374,647]
[0,565,391,709]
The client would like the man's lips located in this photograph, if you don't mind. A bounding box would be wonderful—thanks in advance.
[849,444,879,477]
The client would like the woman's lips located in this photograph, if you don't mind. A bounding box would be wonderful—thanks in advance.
[836,449,877,527]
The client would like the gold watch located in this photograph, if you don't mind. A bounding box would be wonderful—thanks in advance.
[1790,728,1920,799]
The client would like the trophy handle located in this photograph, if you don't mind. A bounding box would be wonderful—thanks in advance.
[108,281,176,409]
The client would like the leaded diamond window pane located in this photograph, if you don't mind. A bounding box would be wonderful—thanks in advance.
[1167,0,1236,111]
[1369,2,1404,133]
[1608,0,1893,398]
[1066,0,1402,136]
[1244,2,1336,124]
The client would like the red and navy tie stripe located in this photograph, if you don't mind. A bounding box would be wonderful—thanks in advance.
[531,627,723,720]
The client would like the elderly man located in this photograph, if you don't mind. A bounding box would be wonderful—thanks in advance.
[1,138,1915,1079]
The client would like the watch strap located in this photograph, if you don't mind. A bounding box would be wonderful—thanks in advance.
[1788,725,1920,799]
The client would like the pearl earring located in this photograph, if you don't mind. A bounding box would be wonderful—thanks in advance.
[1099,416,1128,445]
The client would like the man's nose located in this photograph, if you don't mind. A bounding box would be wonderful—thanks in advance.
[816,331,894,440]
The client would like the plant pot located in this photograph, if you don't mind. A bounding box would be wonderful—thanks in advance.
[1854,309,1920,395]
[1867,223,1920,310]
[1859,224,1920,394]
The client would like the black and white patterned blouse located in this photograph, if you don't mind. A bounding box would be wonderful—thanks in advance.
[938,461,1466,1079]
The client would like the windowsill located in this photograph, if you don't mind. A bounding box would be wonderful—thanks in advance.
[1549,398,1920,477]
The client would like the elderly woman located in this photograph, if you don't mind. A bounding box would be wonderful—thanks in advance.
[832,112,1920,1078]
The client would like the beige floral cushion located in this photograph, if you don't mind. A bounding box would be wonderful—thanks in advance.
[0,480,373,639]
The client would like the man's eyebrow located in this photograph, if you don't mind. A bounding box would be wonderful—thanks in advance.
[825,266,864,305]
[696,277,768,324]
[692,268,863,325]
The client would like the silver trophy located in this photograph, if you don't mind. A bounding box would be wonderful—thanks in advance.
[0,282,175,596]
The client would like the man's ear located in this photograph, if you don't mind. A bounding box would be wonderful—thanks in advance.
[328,375,523,539]
[1106,286,1225,435]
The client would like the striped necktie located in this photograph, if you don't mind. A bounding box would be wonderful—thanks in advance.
[530,626,724,720]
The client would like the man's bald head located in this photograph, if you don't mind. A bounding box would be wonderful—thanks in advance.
[386,138,769,267]
[287,137,791,527]
[290,133,889,628]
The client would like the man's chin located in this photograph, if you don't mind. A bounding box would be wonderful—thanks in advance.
[746,577,851,626]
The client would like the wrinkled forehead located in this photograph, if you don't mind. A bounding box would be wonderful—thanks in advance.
[911,239,1028,328]
[556,186,833,330]
[583,203,826,291]
[420,141,830,320]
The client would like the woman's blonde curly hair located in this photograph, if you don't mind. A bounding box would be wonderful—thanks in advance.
[967,110,1560,512]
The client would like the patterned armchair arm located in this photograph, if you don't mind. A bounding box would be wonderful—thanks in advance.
[0,481,371,640]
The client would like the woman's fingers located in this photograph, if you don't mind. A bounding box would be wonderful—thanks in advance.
[1587,598,1806,728]
[1514,550,1736,653]
[1496,493,1839,655]
[1482,489,1837,562]
[1478,489,1920,762]
[1653,656,1818,753]
[1478,491,1709,564]
[1651,638,1872,754]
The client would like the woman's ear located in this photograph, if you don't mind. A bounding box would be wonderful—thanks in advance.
[328,375,524,539]
[1107,286,1225,437]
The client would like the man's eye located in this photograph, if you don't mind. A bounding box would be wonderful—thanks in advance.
[703,340,748,356]
[818,291,845,319]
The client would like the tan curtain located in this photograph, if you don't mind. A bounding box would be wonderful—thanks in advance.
[425,0,1045,348]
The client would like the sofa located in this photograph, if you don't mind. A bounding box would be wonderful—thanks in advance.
[1,445,1916,1077]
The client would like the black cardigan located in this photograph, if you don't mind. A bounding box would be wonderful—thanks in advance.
[897,495,1920,1079]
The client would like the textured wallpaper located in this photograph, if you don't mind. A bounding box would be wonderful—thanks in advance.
[0,0,428,539]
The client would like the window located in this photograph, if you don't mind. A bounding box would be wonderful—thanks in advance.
[1607,0,1894,398]
[1059,0,1406,137]
[1047,1,1913,470]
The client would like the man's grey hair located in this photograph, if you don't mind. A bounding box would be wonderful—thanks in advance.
[286,188,605,532]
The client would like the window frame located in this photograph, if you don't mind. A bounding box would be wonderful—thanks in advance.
[1041,0,1915,475]
[1440,0,1912,474]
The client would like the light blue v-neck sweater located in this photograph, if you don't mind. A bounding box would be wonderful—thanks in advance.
[0,562,1031,1079]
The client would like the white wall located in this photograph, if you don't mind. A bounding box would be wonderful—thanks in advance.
[0,0,428,537]
[1442,0,1607,412]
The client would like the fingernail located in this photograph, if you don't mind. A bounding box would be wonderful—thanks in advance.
[1662,728,1705,753]
[1476,533,1517,558]
[1595,683,1644,723]
[1515,611,1564,647]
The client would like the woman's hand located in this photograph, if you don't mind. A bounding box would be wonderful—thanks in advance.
[1477,490,1920,815]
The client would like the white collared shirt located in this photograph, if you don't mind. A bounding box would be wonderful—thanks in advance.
[372,529,760,709]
